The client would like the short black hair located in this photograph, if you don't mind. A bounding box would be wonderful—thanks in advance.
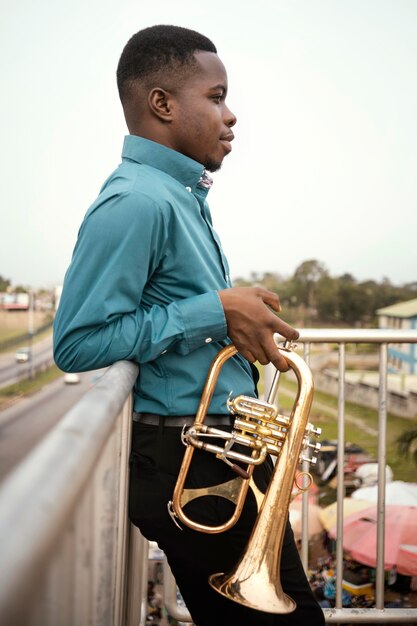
[117,25,217,103]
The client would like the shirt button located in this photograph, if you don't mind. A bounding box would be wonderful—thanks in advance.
[185,186,192,192]
[205,337,212,344]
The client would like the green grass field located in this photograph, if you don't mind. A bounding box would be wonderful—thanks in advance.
[276,375,417,483]
[0,365,63,411]
[0,310,52,352]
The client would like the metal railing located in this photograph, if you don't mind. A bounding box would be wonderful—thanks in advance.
[0,329,416,624]
[0,360,139,626]
[278,329,417,623]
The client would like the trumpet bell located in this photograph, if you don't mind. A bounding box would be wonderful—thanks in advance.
[209,571,296,614]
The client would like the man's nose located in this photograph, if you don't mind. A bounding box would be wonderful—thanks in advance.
[225,105,237,127]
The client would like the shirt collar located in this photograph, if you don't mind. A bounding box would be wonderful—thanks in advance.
[122,135,212,194]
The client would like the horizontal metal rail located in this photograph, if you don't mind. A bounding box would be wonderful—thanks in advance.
[277,328,417,343]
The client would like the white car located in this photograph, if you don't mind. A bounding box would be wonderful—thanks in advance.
[64,373,81,384]
[15,347,31,363]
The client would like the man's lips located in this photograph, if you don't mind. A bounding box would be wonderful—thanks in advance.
[220,133,234,152]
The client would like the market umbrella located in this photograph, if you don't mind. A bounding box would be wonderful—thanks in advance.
[319,498,373,532]
[289,501,324,539]
[397,544,417,574]
[351,481,417,506]
[328,504,417,575]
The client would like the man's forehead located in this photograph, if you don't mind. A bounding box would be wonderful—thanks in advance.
[190,50,228,86]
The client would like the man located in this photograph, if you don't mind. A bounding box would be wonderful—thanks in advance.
[54,25,324,626]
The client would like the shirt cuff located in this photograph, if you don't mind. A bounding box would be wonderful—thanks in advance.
[176,290,227,352]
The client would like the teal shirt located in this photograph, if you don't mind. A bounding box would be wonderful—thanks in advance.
[53,136,256,415]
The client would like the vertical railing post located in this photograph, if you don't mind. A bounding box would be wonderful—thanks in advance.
[301,342,311,571]
[335,342,346,609]
[126,527,149,626]
[114,396,134,625]
[375,343,388,610]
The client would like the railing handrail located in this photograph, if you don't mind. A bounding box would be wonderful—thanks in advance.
[277,328,417,343]
[0,360,138,624]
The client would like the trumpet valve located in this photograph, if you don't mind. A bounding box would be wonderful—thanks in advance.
[300,454,318,465]
[227,394,278,420]
[303,439,322,454]
[255,424,273,438]
[306,422,322,438]
[300,424,322,465]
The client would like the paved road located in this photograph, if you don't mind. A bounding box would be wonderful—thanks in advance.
[0,370,100,482]
[0,335,54,388]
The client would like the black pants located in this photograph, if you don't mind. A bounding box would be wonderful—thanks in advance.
[129,421,325,626]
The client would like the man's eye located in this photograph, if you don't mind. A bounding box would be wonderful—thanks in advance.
[212,95,222,103]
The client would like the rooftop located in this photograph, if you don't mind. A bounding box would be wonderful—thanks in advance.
[377,298,417,318]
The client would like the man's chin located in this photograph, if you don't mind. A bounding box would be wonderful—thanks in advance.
[205,159,223,173]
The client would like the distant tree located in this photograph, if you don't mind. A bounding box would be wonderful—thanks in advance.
[233,276,252,287]
[315,275,339,323]
[260,271,285,292]
[292,259,328,310]
[234,271,286,294]
[249,271,261,284]
[337,275,370,325]
[339,273,357,284]
[0,275,11,292]
[232,260,417,327]
[403,281,417,292]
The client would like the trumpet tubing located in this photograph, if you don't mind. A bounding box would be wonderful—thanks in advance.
[209,347,317,613]
[168,341,320,613]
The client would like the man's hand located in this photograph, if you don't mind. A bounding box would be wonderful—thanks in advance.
[218,286,299,371]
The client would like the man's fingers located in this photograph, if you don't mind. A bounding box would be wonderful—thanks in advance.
[252,347,269,366]
[264,340,290,372]
[238,332,291,371]
[240,343,288,370]
[274,317,300,341]
[270,352,290,372]
[256,288,299,340]
[218,285,299,367]
[239,348,256,363]
[259,288,281,312]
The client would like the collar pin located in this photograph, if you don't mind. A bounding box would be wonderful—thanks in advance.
[197,170,213,189]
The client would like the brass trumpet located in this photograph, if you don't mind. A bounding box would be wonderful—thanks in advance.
[168,341,320,613]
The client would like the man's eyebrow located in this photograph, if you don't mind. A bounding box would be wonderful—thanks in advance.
[209,83,227,94]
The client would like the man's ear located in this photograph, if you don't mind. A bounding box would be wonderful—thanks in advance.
[148,87,173,122]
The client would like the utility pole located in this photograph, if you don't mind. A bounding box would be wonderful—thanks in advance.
[28,289,34,380]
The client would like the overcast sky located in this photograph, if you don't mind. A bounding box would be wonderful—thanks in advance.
[1,0,416,289]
